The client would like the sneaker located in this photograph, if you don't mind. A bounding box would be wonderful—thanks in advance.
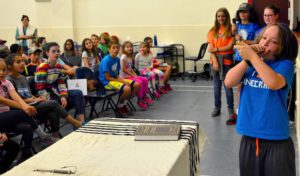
[154,91,161,98]
[165,84,173,91]
[228,108,235,117]
[143,96,154,105]
[39,136,55,146]
[211,108,221,117]
[137,100,148,110]
[51,137,61,143]
[123,105,134,115]
[117,107,128,117]
[226,113,237,125]
[160,87,168,94]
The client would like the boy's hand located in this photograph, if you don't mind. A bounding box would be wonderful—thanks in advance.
[23,105,37,116]
[61,97,68,108]
[234,43,263,61]
[37,96,46,102]
[0,133,8,147]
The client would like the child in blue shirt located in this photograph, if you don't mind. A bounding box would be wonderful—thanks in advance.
[225,23,298,176]
[231,3,260,124]
[99,42,140,116]
[233,3,260,63]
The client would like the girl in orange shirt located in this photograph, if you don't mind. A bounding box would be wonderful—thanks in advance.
[207,7,237,125]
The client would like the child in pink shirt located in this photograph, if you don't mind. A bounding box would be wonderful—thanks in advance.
[120,41,154,110]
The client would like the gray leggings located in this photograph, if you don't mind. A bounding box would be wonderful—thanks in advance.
[34,100,69,132]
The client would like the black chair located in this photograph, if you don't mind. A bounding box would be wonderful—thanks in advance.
[182,42,209,82]
[75,67,135,118]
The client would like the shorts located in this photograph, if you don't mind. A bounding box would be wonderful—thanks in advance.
[104,79,134,93]
[239,135,295,176]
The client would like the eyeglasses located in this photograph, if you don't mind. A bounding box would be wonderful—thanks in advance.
[264,14,274,17]
[15,59,26,64]
[50,50,61,54]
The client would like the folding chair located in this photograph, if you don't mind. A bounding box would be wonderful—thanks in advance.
[182,42,209,82]
[94,69,137,117]
[75,67,135,118]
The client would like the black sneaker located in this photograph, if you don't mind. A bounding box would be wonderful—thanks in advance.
[226,113,237,125]
[211,108,221,117]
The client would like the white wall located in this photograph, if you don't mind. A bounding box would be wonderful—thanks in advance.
[0,0,245,71]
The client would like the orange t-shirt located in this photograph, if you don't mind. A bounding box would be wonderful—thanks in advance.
[207,26,233,65]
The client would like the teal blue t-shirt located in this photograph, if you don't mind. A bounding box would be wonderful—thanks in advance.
[234,23,260,61]
[237,59,294,140]
[99,54,120,86]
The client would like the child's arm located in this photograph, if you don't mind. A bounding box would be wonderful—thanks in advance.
[9,90,37,116]
[35,63,49,99]
[95,56,100,64]
[121,59,136,77]
[62,64,76,76]
[224,61,248,88]
[210,52,219,72]
[104,72,130,85]
[149,57,154,68]
[235,44,286,90]
[116,76,130,85]
[134,55,139,71]
[23,97,37,104]
[54,72,68,97]
[105,72,118,82]
[207,43,219,71]
[0,96,22,109]
[82,57,90,67]
[218,38,234,52]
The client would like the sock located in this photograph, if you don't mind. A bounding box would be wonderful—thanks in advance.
[35,125,50,139]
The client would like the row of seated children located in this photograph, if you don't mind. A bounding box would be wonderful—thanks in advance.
[20,34,172,114]
[5,41,87,124]
[0,33,174,171]
[0,47,86,170]
[2,38,170,116]
[93,35,172,114]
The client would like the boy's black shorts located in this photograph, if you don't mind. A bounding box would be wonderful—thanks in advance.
[239,135,295,176]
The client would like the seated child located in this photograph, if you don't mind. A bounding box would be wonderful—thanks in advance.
[5,54,82,138]
[99,41,140,116]
[23,46,42,76]
[120,41,154,110]
[144,36,172,91]
[35,42,86,123]
[135,42,166,98]
[81,38,100,70]
[98,32,110,57]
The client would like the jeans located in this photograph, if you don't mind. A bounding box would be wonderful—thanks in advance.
[0,110,35,150]
[34,100,69,132]
[212,65,234,110]
[51,90,85,116]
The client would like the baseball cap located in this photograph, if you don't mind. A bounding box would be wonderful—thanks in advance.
[238,3,252,11]
[0,39,7,45]
[29,46,42,54]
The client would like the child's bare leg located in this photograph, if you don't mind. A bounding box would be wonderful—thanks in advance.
[65,114,82,128]
[131,82,140,97]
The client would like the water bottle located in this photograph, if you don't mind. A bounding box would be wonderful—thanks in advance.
[153,35,158,46]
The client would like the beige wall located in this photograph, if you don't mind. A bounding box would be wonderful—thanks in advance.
[0,0,245,71]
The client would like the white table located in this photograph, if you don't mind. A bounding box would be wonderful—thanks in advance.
[3,118,206,176]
